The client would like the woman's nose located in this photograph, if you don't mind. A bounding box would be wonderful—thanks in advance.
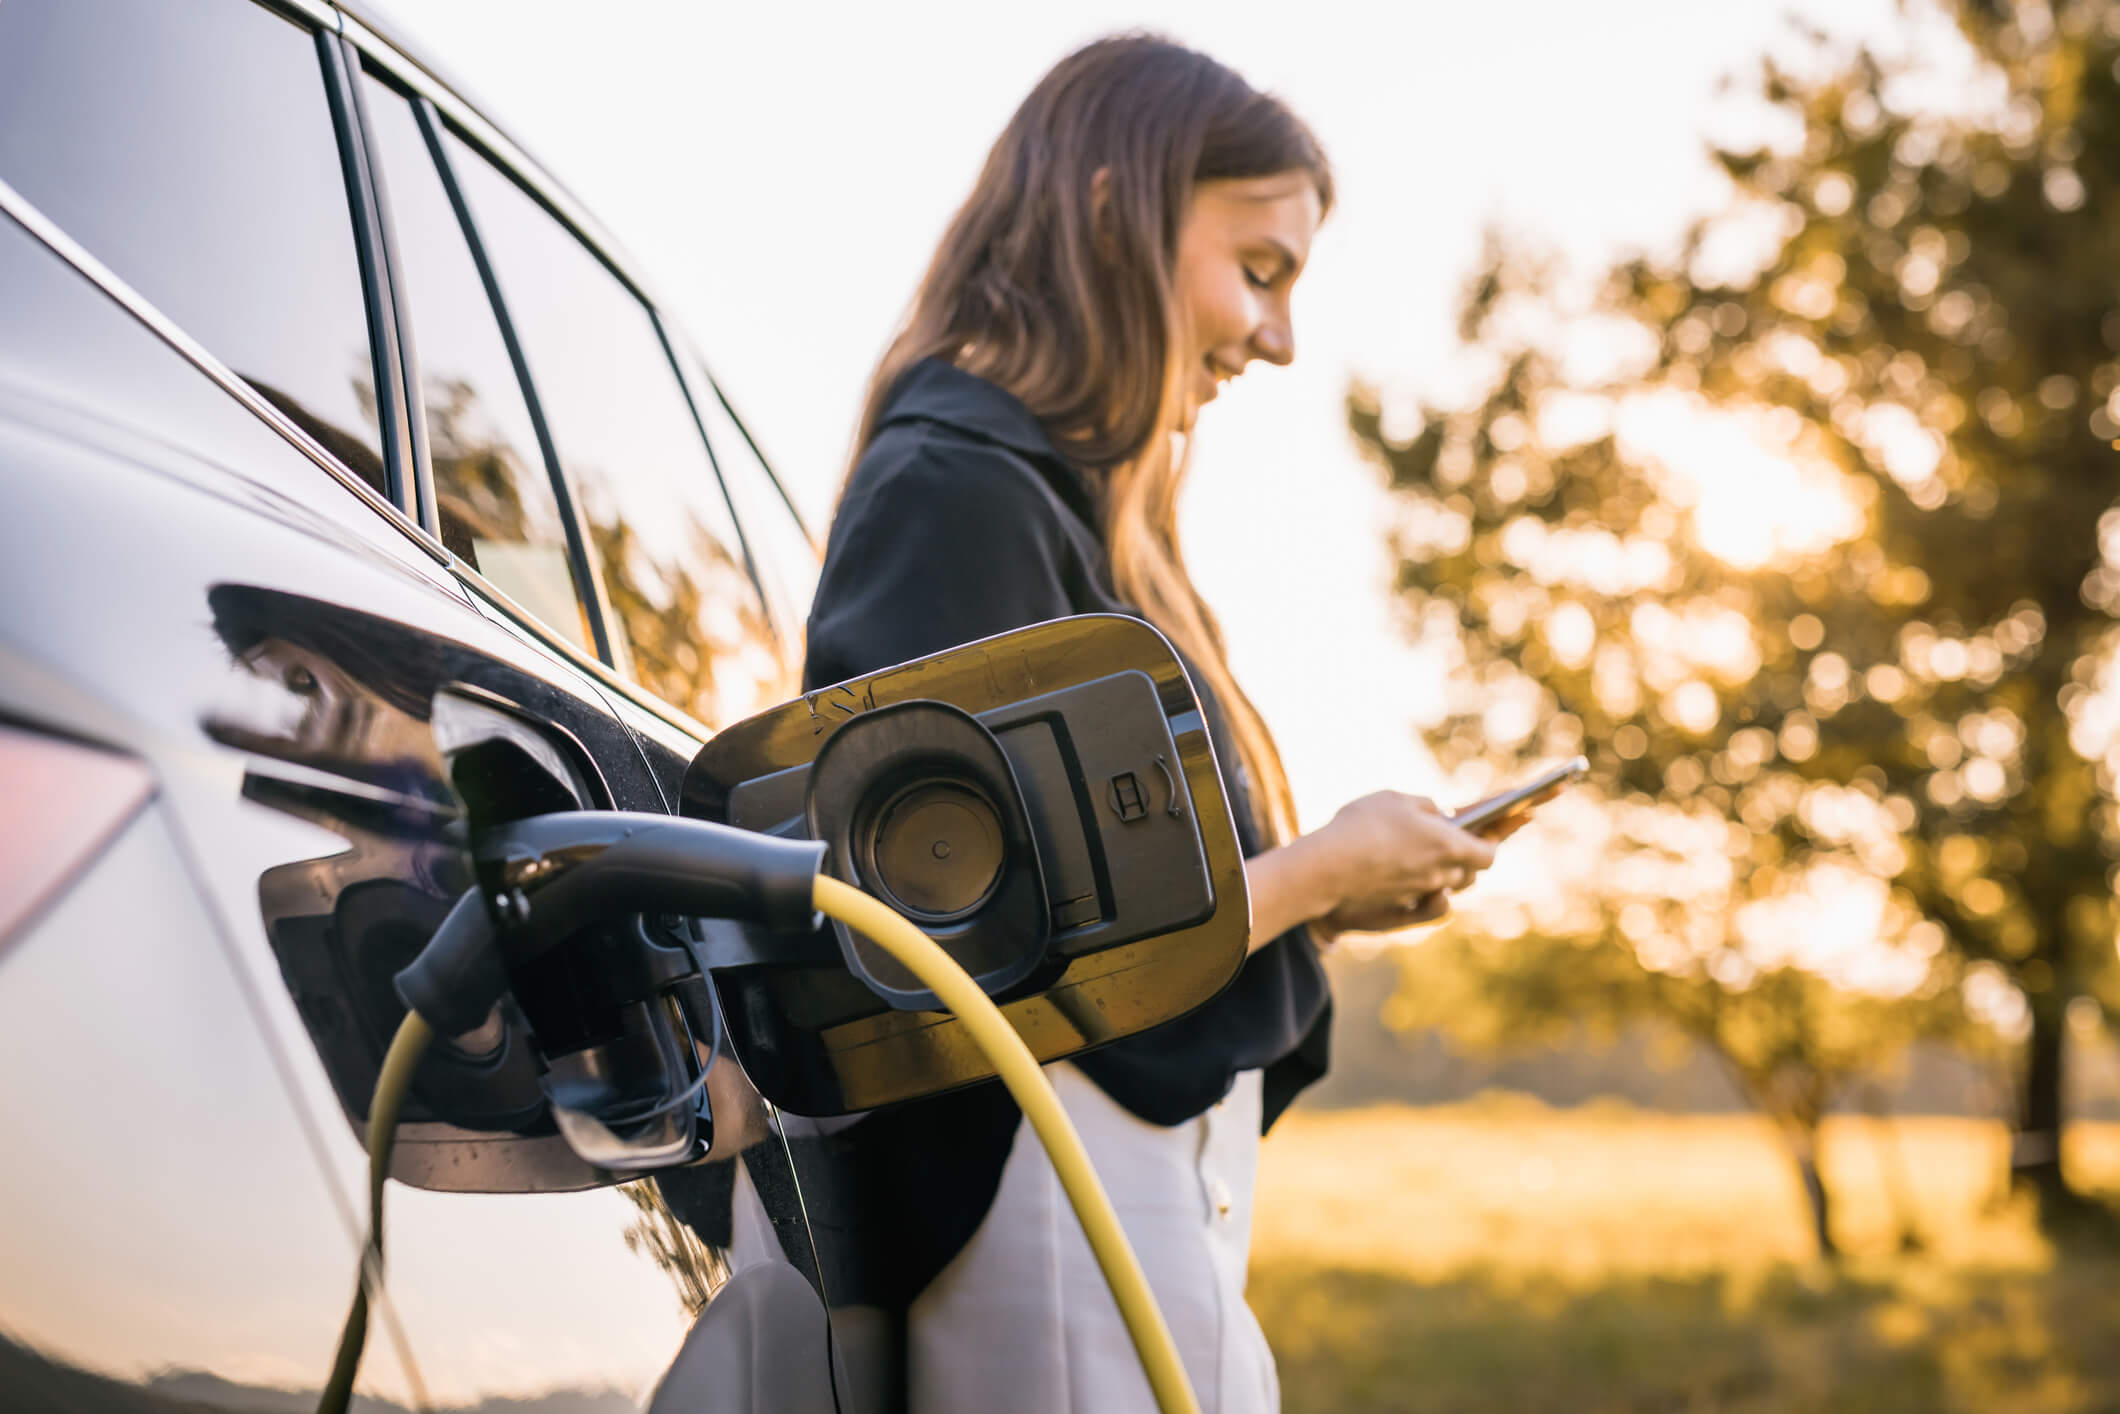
[1250,311,1295,367]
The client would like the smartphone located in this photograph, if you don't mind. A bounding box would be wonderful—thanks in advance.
[1448,756,1589,837]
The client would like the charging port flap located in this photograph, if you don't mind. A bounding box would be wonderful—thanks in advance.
[681,613,1250,1116]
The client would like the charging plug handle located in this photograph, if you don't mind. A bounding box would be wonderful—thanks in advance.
[394,814,824,1037]
[478,811,826,963]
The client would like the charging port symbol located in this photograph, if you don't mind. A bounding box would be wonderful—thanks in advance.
[1107,771,1148,822]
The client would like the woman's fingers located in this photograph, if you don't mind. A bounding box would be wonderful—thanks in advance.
[1444,821,1498,873]
[1422,863,1476,896]
[1302,783,1533,940]
[1316,889,1452,940]
[1313,789,1506,929]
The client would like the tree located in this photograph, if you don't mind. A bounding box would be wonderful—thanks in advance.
[1386,926,1957,1257]
[1360,0,2120,1236]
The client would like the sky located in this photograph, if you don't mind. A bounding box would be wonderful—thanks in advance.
[369,0,1904,843]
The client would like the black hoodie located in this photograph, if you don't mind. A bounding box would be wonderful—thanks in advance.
[801,357,1331,1304]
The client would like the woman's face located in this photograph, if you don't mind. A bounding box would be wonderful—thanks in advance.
[1172,170,1323,427]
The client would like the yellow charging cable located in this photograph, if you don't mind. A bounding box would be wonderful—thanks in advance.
[813,875,1202,1414]
[324,879,1201,1414]
[318,1009,434,1414]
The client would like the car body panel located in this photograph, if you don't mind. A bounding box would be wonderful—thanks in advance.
[0,130,834,1414]
[0,0,913,1405]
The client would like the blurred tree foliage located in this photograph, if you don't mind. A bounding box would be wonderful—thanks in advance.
[1360,0,2120,1240]
[621,1179,730,1317]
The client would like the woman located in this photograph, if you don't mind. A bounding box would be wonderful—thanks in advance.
[804,34,1499,1413]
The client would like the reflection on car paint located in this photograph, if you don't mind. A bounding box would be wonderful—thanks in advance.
[201,583,603,1190]
[188,583,841,1407]
[0,807,433,1411]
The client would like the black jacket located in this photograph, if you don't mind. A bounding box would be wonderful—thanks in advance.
[803,357,1331,1304]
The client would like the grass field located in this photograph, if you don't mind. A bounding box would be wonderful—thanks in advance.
[1248,1098,2120,1414]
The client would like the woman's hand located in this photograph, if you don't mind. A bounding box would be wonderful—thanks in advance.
[1306,791,1498,944]
[1243,790,1503,953]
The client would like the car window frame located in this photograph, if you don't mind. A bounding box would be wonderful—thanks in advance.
[315,27,416,509]
[353,66,621,666]
[343,13,801,745]
[667,337,819,656]
[684,348,819,557]
[643,300,788,646]
[335,39,437,534]
[422,113,701,682]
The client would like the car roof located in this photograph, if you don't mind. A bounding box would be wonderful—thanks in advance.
[330,1,534,178]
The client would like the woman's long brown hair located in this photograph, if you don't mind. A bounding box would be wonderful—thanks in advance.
[844,33,1332,843]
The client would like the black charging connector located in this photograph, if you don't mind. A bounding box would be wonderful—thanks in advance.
[392,812,825,1041]
[392,887,504,1038]
[389,812,826,1166]
[477,811,826,958]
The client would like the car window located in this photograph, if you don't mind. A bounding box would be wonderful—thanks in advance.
[358,74,597,655]
[685,357,821,661]
[442,131,790,728]
[0,211,447,582]
[0,0,388,496]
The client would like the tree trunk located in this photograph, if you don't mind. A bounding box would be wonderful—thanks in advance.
[1789,1127,1837,1261]
[1705,1043,1840,1260]
[2014,990,2078,1227]
[1761,1112,1837,1261]
[1860,1085,1924,1252]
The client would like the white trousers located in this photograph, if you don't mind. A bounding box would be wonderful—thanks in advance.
[907,1064,1278,1414]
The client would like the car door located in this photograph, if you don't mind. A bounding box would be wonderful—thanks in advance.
[343,35,843,1412]
[0,3,834,1410]
[0,3,466,1407]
